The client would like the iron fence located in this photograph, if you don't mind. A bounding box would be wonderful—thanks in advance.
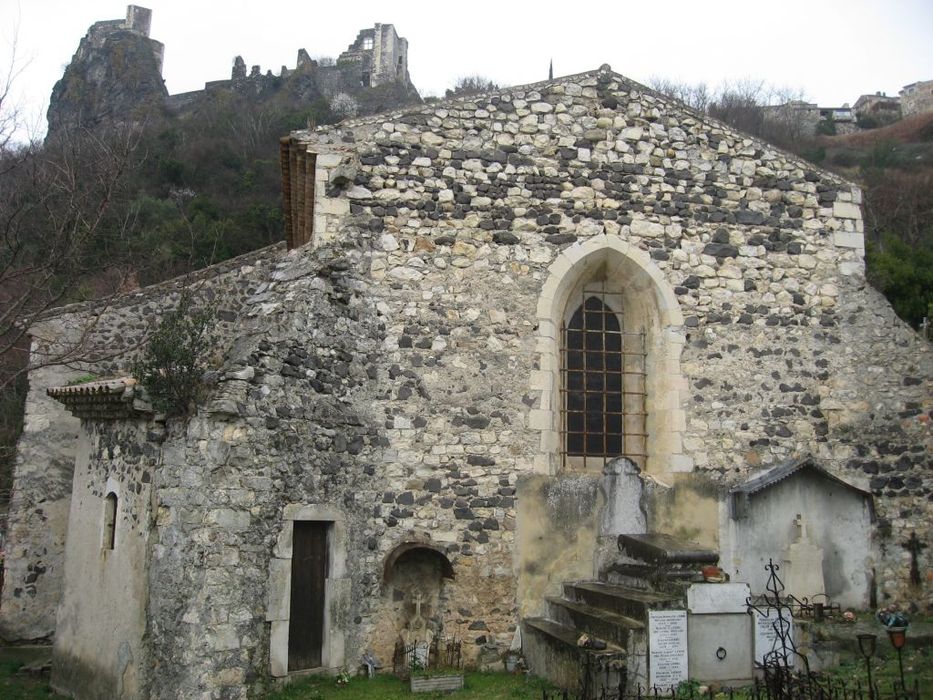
[541,675,921,700]
[543,560,919,700]
[391,635,462,677]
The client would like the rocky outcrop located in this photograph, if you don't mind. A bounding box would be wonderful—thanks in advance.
[46,8,166,138]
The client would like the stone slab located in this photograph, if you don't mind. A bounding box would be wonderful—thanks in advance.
[649,609,688,688]
[754,610,796,667]
[687,613,753,684]
[687,583,750,614]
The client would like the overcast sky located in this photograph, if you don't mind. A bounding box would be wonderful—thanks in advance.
[3,0,933,139]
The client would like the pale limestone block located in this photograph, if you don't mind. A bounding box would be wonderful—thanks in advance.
[422,132,444,147]
[669,454,695,472]
[832,201,861,219]
[833,231,865,251]
[529,370,551,391]
[316,152,343,167]
[527,409,551,430]
[537,319,557,340]
[534,338,556,359]
[630,219,665,237]
[316,197,349,216]
[273,525,292,559]
[533,453,553,475]
[540,429,559,452]
[838,261,865,276]
[797,255,818,270]
[266,559,291,621]
[270,621,289,676]
[282,504,344,522]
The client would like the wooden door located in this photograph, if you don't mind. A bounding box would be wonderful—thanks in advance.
[288,521,329,671]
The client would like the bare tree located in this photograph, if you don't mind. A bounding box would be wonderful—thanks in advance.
[0,45,143,390]
[445,75,499,98]
[647,76,711,113]
[649,76,813,150]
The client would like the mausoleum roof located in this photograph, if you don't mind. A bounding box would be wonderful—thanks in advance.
[732,454,873,499]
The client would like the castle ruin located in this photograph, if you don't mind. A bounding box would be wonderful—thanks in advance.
[47,6,420,137]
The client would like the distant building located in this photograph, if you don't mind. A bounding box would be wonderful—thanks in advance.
[762,100,858,136]
[762,100,820,136]
[900,80,933,117]
[853,92,901,127]
[336,24,410,88]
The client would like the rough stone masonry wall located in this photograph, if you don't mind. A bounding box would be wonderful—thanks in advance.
[8,64,932,699]
[296,66,931,606]
[144,248,391,699]
[0,246,282,642]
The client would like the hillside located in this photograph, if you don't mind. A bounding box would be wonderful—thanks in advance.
[813,114,933,333]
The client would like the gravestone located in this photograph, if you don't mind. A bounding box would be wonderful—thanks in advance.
[782,515,825,602]
[648,610,688,688]
[754,609,796,668]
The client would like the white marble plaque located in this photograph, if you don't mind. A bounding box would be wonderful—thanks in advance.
[754,610,795,667]
[687,583,750,614]
[649,609,688,688]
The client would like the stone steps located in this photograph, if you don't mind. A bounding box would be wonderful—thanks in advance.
[566,581,680,620]
[546,596,644,647]
[522,532,720,697]
[522,617,627,697]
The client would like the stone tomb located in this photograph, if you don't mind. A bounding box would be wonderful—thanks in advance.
[721,456,875,608]
[686,583,753,686]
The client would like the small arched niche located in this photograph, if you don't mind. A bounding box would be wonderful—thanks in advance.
[381,542,454,650]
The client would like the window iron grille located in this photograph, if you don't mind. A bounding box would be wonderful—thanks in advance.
[560,284,647,471]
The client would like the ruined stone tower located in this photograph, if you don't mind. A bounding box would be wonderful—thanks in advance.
[336,24,411,88]
[46,5,166,137]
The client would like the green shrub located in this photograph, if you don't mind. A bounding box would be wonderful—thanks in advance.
[830,150,859,168]
[816,118,836,135]
[132,293,215,416]
[866,235,933,329]
[801,145,826,164]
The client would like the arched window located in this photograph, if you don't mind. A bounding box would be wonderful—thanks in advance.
[103,492,118,550]
[561,282,646,471]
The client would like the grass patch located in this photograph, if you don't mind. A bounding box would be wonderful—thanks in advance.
[821,645,933,699]
[266,671,553,700]
[0,660,62,700]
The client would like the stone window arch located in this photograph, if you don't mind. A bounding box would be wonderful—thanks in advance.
[530,235,691,476]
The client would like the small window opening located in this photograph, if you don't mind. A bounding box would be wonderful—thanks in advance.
[103,492,118,550]
[362,36,374,50]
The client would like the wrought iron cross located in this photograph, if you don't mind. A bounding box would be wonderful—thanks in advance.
[903,532,926,586]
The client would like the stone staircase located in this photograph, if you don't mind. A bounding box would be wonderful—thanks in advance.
[522,533,719,698]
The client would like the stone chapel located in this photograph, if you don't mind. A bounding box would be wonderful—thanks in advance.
[0,65,929,699]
